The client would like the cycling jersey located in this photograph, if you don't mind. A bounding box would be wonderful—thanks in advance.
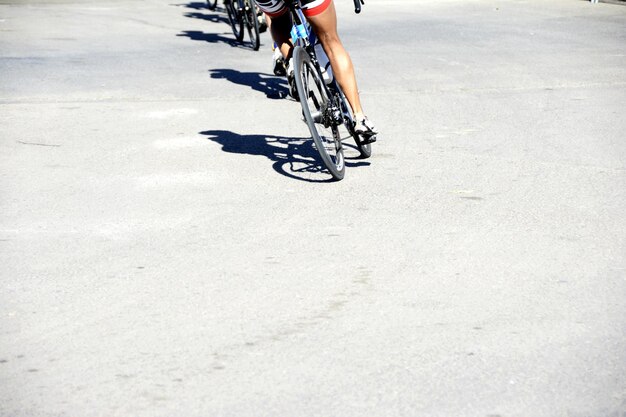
[255,0,332,18]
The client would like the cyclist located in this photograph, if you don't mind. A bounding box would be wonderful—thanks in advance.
[255,0,378,142]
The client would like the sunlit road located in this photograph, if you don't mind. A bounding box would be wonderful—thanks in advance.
[1,0,625,415]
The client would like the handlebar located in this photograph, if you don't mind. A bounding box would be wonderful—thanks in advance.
[353,0,364,14]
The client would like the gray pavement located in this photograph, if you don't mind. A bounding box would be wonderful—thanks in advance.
[1,0,625,416]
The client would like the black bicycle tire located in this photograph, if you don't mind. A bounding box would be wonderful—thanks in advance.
[243,0,260,51]
[354,134,372,158]
[225,0,244,41]
[206,0,218,10]
[293,46,345,180]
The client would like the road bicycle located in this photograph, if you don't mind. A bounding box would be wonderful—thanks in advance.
[224,0,261,51]
[288,0,371,180]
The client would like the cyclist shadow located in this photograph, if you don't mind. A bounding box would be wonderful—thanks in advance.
[201,129,370,182]
[177,30,239,48]
[209,68,288,100]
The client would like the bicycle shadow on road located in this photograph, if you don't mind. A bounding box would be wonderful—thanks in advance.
[176,1,212,10]
[209,68,288,100]
[178,30,240,48]
[201,129,369,182]
[174,2,230,29]
[183,11,229,24]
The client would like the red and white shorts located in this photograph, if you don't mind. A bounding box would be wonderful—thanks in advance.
[255,0,332,18]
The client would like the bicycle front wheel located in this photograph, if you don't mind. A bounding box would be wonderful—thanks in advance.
[243,0,260,51]
[293,46,345,180]
[225,0,244,41]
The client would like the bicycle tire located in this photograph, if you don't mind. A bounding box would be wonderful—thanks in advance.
[243,0,260,51]
[225,0,244,42]
[206,0,218,10]
[293,46,345,180]
[354,133,372,158]
[335,85,372,158]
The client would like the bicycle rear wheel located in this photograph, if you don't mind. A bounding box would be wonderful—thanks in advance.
[243,0,260,51]
[225,0,244,41]
[293,46,345,180]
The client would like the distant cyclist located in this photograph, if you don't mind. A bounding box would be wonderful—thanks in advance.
[255,0,378,142]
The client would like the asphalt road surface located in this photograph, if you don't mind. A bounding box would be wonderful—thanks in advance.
[1,0,625,416]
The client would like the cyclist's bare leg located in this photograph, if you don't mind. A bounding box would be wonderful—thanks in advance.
[306,2,364,117]
[268,12,293,62]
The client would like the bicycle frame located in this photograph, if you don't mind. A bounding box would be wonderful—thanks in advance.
[285,2,347,128]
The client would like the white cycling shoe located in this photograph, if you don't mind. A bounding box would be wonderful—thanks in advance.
[354,116,378,143]
[286,59,299,101]
[272,48,286,76]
